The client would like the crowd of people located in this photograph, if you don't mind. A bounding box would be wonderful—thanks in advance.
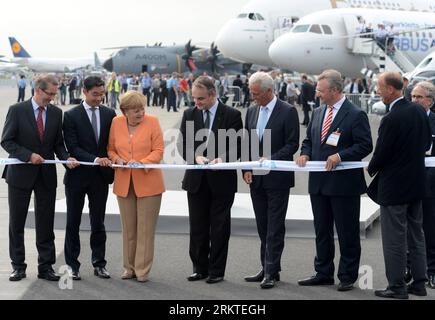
[2,69,435,300]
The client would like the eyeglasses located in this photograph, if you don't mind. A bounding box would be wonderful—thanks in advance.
[40,88,57,97]
[411,95,431,100]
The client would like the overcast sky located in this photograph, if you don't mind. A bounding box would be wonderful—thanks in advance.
[0,0,250,59]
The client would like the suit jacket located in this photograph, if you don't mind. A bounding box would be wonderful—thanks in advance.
[244,98,300,190]
[367,98,431,205]
[108,114,165,198]
[63,103,116,187]
[301,98,372,196]
[425,111,435,198]
[301,82,315,110]
[178,102,243,194]
[1,99,69,189]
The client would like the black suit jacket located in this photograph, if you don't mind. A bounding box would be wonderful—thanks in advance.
[179,102,243,194]
[1,99,69,189]
[63,103,116,187]
[301,82,315,110]
[368,98,431,205]
[301,98,373,196]
[243,98,300,190]
[425,111,435,198]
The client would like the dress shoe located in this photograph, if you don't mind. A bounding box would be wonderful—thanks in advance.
[187,272,208,281]
[374,288,408,299]
[38,269,60,281]
[136,276,149,283]
[337,281,354,292]
[206,276,224,284]
[94,267,111,279]
[407,284,427,296]
[427,274,435,289]
[71,271,81,281]
[9,269,26,282]
[404,268,412,284]
[298,275,334,286]
[121,270,136,280]
[260,275,277,289]
[244,270,264,282]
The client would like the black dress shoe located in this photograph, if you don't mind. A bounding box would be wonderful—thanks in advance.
[38,269,60,281]
[298,275,334,286]
[404,268,412,284]
[244,270,264,282]
[187,273,208,281]
[407,284,427,296]
[337,281,354,292]
[94,267,110,279]
[374,288,408,299]
[260,275,277,289]
[206,276,224,284]
[9,269,26,282]
[428,274,435,289]
[71,271,81,281]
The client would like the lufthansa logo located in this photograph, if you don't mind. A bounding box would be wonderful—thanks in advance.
[12,42,21,54]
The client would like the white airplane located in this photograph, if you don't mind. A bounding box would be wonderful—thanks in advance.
[406,50,435,80]
[268,8,435,77]
[0,61,26,73]
[8,37,95,73]
[215,0,435,66]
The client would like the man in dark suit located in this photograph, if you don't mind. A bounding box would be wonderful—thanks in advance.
[63,76,116,280]
[411,81,435,290]
[300,74,315,126]
[1,74,78,282]
[178,76,242,284]
[368,72,431,299]
[243,71,300,289]
[296,69,372,292]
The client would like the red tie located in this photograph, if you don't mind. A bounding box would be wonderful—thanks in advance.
[321,106,333,144]
[37,106,44,141]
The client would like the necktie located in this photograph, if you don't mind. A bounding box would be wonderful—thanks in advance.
[321,105,334,144]
[204,110,210,129]
[90,107,99,143]
[36,106,44,141]
[257,107,268,139]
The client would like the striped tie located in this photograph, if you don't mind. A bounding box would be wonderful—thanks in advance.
[321,106,334,144]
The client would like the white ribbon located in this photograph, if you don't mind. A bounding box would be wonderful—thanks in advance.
[2,157,435,171]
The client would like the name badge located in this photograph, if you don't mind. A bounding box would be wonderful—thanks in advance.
[326,130,341,147]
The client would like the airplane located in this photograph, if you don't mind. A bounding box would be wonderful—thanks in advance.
[102,40,252,76]
[268,8,435,77]
[0,61,26,73]
[215,0,435,66]
[406,50,435,80]
[8,37,97,73]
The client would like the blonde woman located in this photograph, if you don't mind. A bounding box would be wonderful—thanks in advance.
[108,91,165,282]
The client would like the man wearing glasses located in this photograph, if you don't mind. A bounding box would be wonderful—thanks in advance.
[1,74,79,282]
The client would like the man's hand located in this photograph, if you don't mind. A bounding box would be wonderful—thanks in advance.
[243,171,253,184]
[296,155,310,167]
[115,158,126,166]
[96,157,112,167]
[66,157,79,169]
[126,159,140,166]
[209,158,223,165]
[325,153,340,171]
[30,153,44,164]
[195,156,209,165]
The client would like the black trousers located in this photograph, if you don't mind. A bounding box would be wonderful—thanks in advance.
[142,87,151,105]
[167,90,177,112]
[8,177,56,273]
[17,87,25,102]
[310,194,361,283]
[250,187,290,276]
[64,174,109,272]
[302,104,311,125]
[187,176,234,277]
[422,197,435,276]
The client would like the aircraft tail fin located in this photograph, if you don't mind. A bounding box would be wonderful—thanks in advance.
[8,37,31,58]
[94,52,102,69]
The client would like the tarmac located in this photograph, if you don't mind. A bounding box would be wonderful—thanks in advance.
[0,84,434,301]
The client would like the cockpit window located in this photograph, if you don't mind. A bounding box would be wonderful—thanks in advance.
[309,24,322,34]
[248,13,257,20]
[321,25,333,34]
[292,25,310,33]
[256,13,265,21]
[237,13,247,18]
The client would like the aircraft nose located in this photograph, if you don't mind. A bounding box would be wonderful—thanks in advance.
[102,58,113,71]
[268,35,292,68]
[215,20,240,59]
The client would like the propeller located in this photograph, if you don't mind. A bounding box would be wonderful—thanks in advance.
[207,42,221,74]
[182,39,198,72]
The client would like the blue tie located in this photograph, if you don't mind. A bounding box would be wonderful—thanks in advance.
[257,107,268,139]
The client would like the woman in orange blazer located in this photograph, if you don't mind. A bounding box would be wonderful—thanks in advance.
[107,91,165,282]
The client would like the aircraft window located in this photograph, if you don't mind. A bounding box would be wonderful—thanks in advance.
[322,25,333,34]
[416,70,435,78]
[237,13,247,18]
[309,24,322,34]
[256,13,265,20]
[419,58,433,68]
[248,13,257,20]
[292,25,310,33]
